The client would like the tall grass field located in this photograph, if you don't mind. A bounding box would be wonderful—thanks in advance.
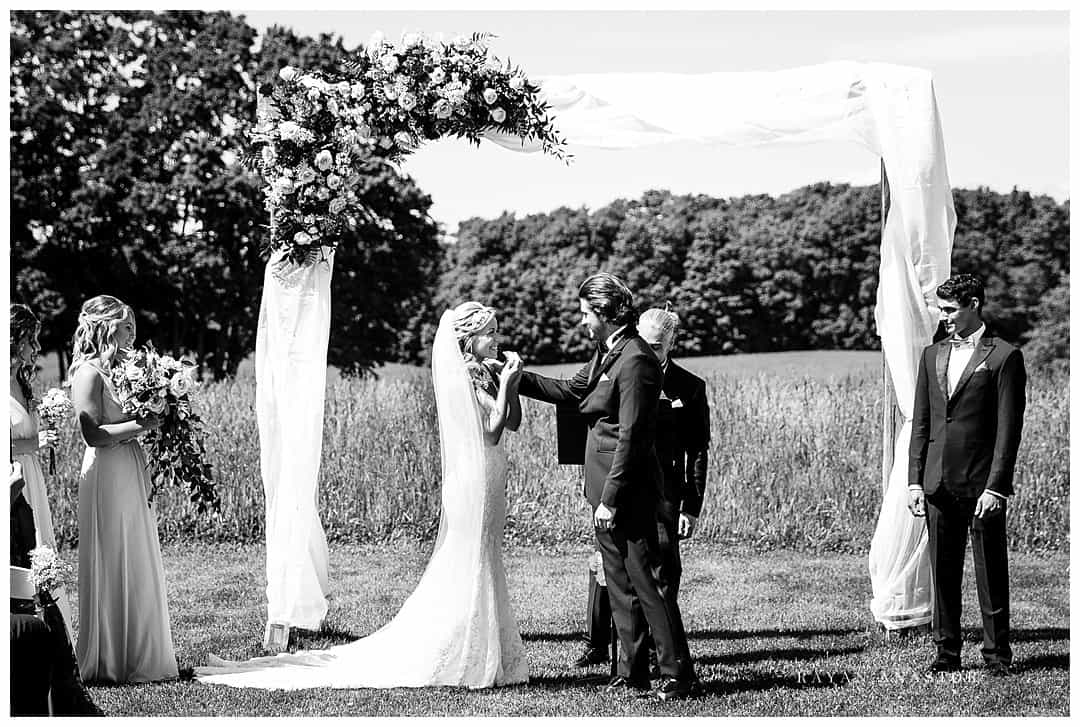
[41,351,1068,553]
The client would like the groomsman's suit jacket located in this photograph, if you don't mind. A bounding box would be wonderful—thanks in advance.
[520,328,664,517]
[908,331,1026,498]
[655,360,710,518]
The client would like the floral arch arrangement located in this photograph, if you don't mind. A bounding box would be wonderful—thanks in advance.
[244,31,569,265]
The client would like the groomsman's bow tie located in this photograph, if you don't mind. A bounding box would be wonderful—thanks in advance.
[950,335,976,349]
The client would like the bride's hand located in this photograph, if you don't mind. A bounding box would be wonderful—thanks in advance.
[499,352,523,388]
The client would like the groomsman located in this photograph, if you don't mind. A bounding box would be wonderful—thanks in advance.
[519,274,697,700]
[572,307,710,671]
[908,274,1026,677]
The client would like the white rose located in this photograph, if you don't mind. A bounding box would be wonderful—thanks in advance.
[379,136,394,149]
[326,174,342,189]
[432,99,452,119]
[399,92,417,111]
[329,197,348,215]
[275,177,295,195]
[261,146,277,165]
[147,396,168,415]
[298,167,317,185]
[430,67,446,84]
[278,66,299,82]
[317,187,332,200]
[350,83,366,100]
[393,131,415,149]
[306,88,322,102]
[483,88,498,105]
[168,372,192,398]
[293,231,313,245]
[490,107,507,124]
[383,83,399,101]
[381,54,400,73]
[327,98,339,115]
[315,150,334,171]
[509,76,524,91]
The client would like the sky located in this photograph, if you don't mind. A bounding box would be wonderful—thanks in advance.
[231,6,1071,234]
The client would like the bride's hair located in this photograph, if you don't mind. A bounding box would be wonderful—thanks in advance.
[10,304,41,405]
[451,301,497,362]
[70,295,135,375]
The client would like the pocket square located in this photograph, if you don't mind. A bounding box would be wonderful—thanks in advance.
[671,398,684,408]
[974,363,989,372]
[599,373,611,382]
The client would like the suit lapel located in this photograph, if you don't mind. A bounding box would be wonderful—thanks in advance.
[949,336,995,402]
[935,343,950,400]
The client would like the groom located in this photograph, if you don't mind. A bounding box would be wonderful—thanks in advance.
[519,273,696,700]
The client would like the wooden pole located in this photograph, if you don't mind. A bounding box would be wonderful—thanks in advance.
[881,159,896,495]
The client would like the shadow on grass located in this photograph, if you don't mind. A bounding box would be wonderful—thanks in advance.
[523,627,866,643]
[688,627,866,640]
[697,644,864,666]
[1009,627,1069,643]
[1014,653,1069,672]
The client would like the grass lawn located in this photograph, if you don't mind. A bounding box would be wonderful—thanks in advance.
[75,541,1069,717]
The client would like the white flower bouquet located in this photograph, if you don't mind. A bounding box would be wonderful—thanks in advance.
[37,387,73,473]
[111,345,218,512]
[28,545,73,598]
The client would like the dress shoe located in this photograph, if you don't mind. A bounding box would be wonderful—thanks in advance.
[985,662,1012,677]
[927,656,961,673]
[571,647,609,668]
[652,676,694,701]
[605,675,650,693]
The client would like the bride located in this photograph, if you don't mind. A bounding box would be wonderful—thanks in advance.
[196,302,529,689]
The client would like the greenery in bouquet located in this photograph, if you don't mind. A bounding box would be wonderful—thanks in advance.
[111,345,219,512]
[242,30,569,265]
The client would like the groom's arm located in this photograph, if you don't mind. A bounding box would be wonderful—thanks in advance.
[519,362,592,405]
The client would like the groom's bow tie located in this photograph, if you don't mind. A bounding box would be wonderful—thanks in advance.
[950,335,976,349]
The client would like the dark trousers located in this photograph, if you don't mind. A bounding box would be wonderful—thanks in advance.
[11,612,54,716]
[594,509,692,681]
[927,490,1011,665]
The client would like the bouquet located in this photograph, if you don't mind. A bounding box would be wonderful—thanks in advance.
[37,387,73,474]
[243,30,569,265]
[111,345,219,512]
[29,545,73,599]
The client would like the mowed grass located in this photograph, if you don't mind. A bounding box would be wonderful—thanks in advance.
[40,351,1069,553]
[70,541,1069,717]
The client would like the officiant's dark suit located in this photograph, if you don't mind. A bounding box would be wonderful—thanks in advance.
[908,274,1026,673]
[518,276,695,697]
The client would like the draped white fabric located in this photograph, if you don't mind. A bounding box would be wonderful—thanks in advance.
[485,62,954,628]
[256,249,334,636]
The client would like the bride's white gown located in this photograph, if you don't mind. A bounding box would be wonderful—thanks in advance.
[196,313,528,689]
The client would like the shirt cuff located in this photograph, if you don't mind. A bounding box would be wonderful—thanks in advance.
[907,484,924,491]
[985,490,1009,501]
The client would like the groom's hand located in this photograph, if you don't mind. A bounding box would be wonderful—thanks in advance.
[907,487,926,518]
[594,503,616,530]
[677,513,697,539]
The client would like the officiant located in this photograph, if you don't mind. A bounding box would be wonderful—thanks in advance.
[570,306,711,671]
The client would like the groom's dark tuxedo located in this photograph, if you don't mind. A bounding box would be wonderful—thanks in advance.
[520,328,694,684]
[909,328,1026,667]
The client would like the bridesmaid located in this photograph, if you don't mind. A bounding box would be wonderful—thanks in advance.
[69,295,178,683]
[9,303,74,632]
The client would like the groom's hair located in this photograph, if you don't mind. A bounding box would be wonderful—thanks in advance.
[937,274,986,310]
[579,273,636,326]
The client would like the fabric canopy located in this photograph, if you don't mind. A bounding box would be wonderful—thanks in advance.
[256,61,954,637]
[486,61,955,627]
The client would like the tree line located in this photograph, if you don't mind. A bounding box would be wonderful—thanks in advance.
[11,11,1070,376]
